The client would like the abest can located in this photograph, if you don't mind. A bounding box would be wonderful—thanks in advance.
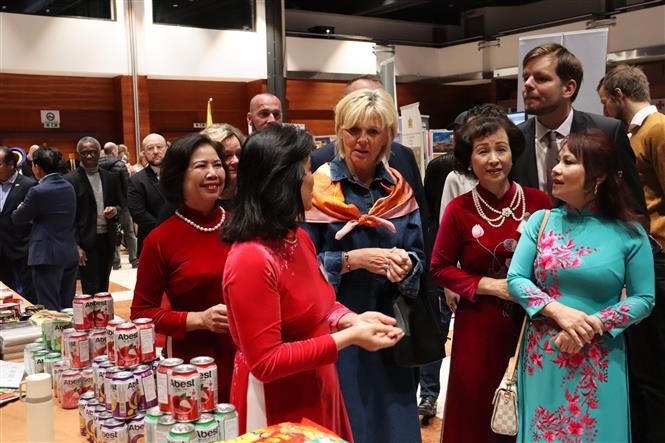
[195,413,220,443]
[23,342,44,375]
[156,415,176,443]
[114,322,141,367]
[214,403,239,440]
[81,367,95,394]
[86,403,105,442]
[43,352,62,378]
[134,318,156,362]
[167,423,197,442]
[60,369,82,409]
[106,318,124,361]
[110,371,140,420]
[190,356,217,412]
[51,318,72,352]
[157,358,183,413]
[95,361,114,404]
[104,366,121,410]
[134,364,158,411]
[73,293,95,330]
[168,364,201,422]
[67,330,91,369]
[41,320,54,350]
[100,418,129,443]
[94,410,113,443]
[127,413,146,443]
[32,349,49,374]
[93,292,114,327]
[61,327,77,365]
[78,391,97,436]
[89,328,107,359]
[145,407,164,443]
[52,360,69,399]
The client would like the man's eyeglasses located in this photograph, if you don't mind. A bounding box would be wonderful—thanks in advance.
[145,144,166,153]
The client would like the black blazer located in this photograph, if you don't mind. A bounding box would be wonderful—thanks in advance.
[0,174,37,260]
[514,111,647,216]
[128,167,166,249]
[65,167,123,252]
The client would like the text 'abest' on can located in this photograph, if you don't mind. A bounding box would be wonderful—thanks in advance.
[157,358,183,413]
[60,369,82,409]
[93,292,114,328]
[114,322,141,368]
[133,364,158,411]
[168,365,201,423]
[106,318,124,361]
[89,328,107,359]
[32,349,49,374]
[127,413,145,443]
[134,318,156,362]
[73,293,95,331]
[195,413,220,443]
[101,418,128,443]
[110,371,140,420]
[190,356,217,412]
[68,331,91,369]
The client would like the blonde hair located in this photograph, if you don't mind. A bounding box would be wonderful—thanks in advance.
[201,123,246,145]
[334,88,397,162]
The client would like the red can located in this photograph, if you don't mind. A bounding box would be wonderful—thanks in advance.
[106,319,124,361]
[168,364,201,422]
[0,302,20,318]
[60,369,82,409]
[190,356,217,412]
[89,328,107,359]
[73,294,95,331]
[68,331,91,369]
[93,292,114,328]
[134,318,156,362]
[81,367,95,395]
[114,322,141,368]
[157,358,183,413]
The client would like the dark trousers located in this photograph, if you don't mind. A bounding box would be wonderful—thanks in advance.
[628,252,665,443]
[113,207,137,266]
[419,289,453,399]
[79,233,114,295]
[0,253,36,304]
[32,263,77,310]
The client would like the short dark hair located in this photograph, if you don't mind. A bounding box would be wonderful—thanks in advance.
[222,125,314,243]
[454,116,526,178]
[565,130,638,226]
[523,43,584,102]
[466,103,508,120]
[33,147,63,174]
[160,133,226,205]
[601,64,651,102]
[0,146,19,168]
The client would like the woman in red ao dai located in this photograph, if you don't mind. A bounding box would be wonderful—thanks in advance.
[430,117,551,443]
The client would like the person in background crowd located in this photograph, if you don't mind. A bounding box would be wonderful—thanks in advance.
[431,116,550,443]
[223,125,403,439]
[131,133,236,403]
[513,43,646,218]
[304,88,424,443]
[597,64,665,443]
[100,141,138,269]
[66,136,123,294]
[201,123,246,207]
[12,147,78,310]
[128,133,168,257]
[0,146,37,301]
[131,152,147,176]
[19,145,40,178]
[247,93,283,133]
[507,130,654,443]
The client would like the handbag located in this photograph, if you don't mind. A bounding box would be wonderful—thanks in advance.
[391,288,446,368]
[490,209,550,436]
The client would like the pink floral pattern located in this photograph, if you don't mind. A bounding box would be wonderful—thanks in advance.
[598,302,636,332]
[525,321,608,442]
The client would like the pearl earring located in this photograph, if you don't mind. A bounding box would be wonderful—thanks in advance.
[594,182,600,195]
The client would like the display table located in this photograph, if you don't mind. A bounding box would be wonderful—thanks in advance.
[1,397,80,442]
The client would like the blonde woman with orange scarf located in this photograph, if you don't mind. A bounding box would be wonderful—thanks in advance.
[304,88,424,443]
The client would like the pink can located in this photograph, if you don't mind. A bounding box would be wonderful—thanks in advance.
[93,292,114,328]
[67,331,91,369]
[114,322,141,368]
[134,318,156,362]
[89,328,107,359]
[73,294,95,331]
[81,367,95,395]
[60,369,82,409]
[168,364,201,422]
[106,318,124,361]
[157,358,183,413]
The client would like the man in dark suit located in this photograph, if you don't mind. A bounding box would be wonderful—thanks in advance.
[0,146,37,301]
[513,43,646,216]
[128,133,168,257]
[66,137,123,295]
[12,147,78,310]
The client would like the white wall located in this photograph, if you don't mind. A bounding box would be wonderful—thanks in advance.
[286,37,376,74]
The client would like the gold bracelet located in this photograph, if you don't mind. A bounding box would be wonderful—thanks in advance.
[343,252,351,272]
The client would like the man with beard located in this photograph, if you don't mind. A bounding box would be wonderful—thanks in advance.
[65,137,123,294]
[512,43,645,216]
[128,133,168,257]
[247,93,283,133]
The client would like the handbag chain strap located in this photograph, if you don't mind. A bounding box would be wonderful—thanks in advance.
[505,209,551,385]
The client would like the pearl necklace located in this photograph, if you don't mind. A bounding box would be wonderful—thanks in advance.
[471,183,526,228]
[175,207,226,232]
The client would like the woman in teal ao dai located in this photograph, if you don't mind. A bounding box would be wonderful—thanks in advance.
[507,131,654,443]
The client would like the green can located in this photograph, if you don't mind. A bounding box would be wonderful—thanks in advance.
[145,406,164,443]
[51,319,72,352]
[195,413,220,443]
[44,352,62,377]
[41,320,54,350]
[23,343,45,375]
[156,414,176,443]
[167,423,196,442]
[33,349,50,373]
[213,403,239,440]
